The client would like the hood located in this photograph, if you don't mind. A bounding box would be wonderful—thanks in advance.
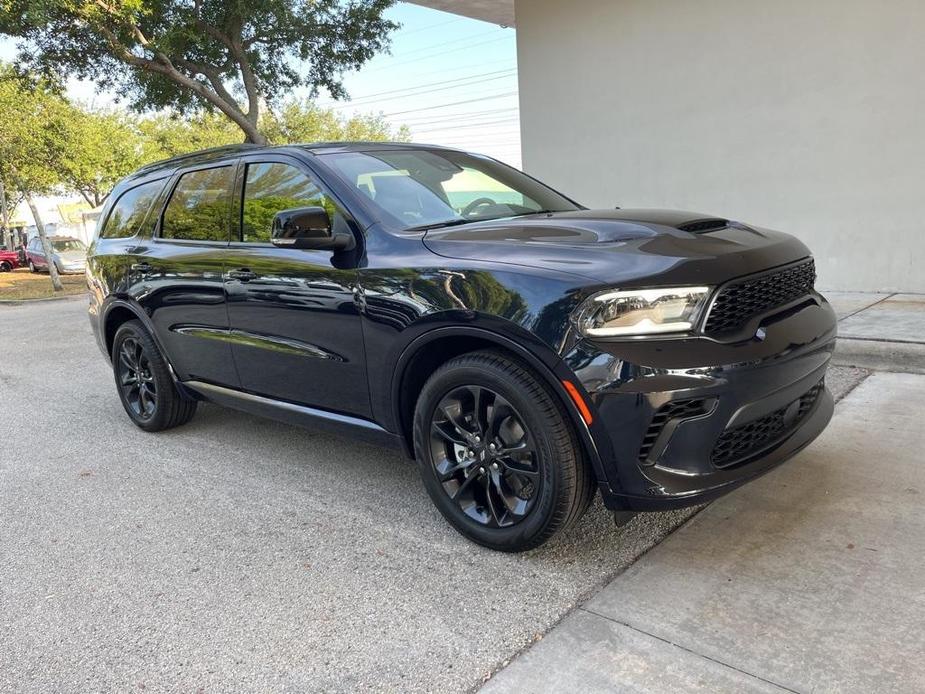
[422,209,811,287]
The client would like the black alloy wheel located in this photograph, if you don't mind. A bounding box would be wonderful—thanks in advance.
[117,336,157,421]
[429,385,540,528]
[111,320,198,432]
[414,351,595,552]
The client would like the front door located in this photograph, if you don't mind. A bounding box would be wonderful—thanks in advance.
[224,156,370,418]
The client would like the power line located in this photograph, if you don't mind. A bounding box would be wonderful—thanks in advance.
[376,27,505,61]
[394,16,466,36]
[363,35,514,72]
[369,58,517,84]
[382,91,519,116]
[329,70,516,110]
[393,107,519,125]
[411,118,520,134]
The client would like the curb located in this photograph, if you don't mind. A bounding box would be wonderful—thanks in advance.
[833,337,925,375]
[0,293,87,306]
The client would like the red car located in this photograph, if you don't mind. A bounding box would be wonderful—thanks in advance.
[0,249,21,272]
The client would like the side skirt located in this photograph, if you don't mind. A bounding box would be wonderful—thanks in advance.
[183,380,404,452]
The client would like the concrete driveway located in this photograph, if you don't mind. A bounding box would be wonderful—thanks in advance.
[484,372,925,693]
[0,298,869,692]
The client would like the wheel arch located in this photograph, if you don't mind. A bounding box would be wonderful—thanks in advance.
[101,299,183,385]
[390,325,610,485]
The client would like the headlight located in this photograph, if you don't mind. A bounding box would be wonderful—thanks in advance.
[574,286,712,337]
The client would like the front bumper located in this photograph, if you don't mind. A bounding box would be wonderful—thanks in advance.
[564,294,837,511]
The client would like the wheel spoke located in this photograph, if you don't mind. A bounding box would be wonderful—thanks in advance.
[432,419,468,447]
[439,402,475,440]
[501,458,540,479]
[487,395,515,441]
[119,343,137,371]
[467,386,488,434]
[450,468,480,501]
[482,472,504,526]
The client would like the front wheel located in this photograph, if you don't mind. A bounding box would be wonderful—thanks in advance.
[112,320,197,432]
[28,260,36,273]
[0,261,11,272]
[413,351,595,552]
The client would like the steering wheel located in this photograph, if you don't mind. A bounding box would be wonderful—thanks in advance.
[461,197,498,217]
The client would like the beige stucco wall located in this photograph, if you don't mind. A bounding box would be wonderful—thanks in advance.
[515,0,925,291]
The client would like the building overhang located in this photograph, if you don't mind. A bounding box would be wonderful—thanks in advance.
[405,1,515,27]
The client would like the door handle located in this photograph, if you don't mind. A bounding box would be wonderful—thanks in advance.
[131,262,152,274]
[227,268,258,282]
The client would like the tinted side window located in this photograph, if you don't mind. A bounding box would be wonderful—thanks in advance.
[100,180,165,239]
[161,166,234,241]
[241,163,330,243]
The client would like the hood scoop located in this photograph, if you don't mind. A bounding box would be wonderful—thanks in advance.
[676,218,729,234]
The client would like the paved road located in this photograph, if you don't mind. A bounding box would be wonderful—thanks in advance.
[0,299,867,692]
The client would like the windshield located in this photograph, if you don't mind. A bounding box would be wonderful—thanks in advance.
[52,239,87,253]
[320,149,581,230]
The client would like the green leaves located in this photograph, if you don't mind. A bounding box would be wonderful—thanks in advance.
[0,0,398,142]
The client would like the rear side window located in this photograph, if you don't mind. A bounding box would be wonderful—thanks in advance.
[161,166,234,242]
[100,180,165,239]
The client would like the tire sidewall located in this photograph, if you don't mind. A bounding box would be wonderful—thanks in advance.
[414,360,564,551]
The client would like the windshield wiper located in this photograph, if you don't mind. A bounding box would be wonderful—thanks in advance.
[405,218,472,232]
[510,209,560,218]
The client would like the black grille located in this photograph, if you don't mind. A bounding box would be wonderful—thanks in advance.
[639,398,708,464]
[711,380,824,468]
[704,259,816,334]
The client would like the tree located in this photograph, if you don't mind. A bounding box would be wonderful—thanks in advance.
[136,101,410,161]
[0,0,398,144]
[57,108,144,207]
[0,67,69,290]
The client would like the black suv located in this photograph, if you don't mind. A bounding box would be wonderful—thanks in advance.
[88,143,836,552]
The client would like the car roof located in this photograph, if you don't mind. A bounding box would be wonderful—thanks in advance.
[133,141,465,176]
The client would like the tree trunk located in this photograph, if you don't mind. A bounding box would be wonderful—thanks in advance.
[25,193,64,292]
[0,179,10,250]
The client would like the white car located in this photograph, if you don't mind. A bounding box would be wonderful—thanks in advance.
[26,236,87,274]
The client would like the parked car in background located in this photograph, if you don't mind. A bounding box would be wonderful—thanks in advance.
[26,236,88,274]
[0,249,21,272]
[87,142,837,552]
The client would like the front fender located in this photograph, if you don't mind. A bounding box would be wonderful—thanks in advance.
[384,319,617,493]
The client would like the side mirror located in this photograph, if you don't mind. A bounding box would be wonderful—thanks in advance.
[271,206,355,251]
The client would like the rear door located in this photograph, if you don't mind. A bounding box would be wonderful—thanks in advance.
[223,154,369,416]
[140,163,240,387]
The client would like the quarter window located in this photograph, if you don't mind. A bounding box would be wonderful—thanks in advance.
[241,162,333,243]
[161,166,234,242]
[100,179,165,239]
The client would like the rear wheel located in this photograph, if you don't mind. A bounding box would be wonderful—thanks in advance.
[413,351,595,552]
[0,261,11,272]
[112,320,197,432]
[28,260,36,273]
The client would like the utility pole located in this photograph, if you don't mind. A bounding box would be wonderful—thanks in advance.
[0,178,10,250]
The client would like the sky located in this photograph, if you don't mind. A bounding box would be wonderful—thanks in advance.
[0,3,522,167]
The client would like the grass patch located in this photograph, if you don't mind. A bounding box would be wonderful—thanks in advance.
[0,268,86,301]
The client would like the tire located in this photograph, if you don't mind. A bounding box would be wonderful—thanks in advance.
[0,261,10,272]
[413,350,595,552]
[28,260,36,273]
[112,320,197,432]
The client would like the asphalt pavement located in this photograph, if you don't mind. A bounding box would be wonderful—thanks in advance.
[0,298,868,692]
[0,298,697,692]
